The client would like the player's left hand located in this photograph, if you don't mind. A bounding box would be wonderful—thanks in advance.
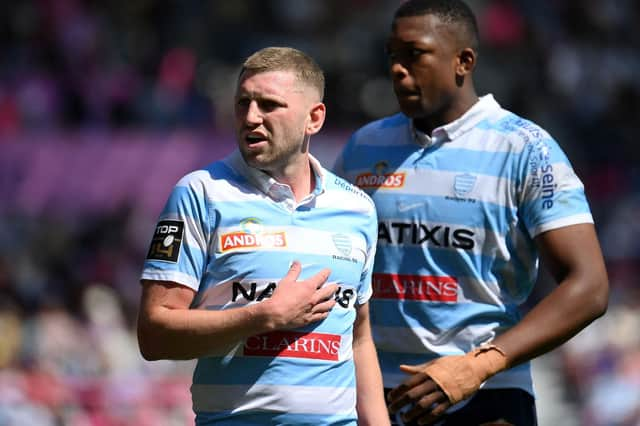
[387,363,451,425]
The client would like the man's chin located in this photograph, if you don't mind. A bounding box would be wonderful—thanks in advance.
[397,102,426,119]
[240,149,256,163]
[241,151,270,170]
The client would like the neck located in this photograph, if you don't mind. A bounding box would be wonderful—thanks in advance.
[414,92,479,135]
[270,158,315,203]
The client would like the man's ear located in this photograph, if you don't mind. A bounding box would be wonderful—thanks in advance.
[456,47,477,77]
[306,102,326,135]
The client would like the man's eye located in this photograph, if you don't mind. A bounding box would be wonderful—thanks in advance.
[260,100,280,111]
[386,48,425,62]
[237,98,250,108]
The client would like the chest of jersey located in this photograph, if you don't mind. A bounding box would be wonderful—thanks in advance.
[194,200,368,315]
[355,145,516,248]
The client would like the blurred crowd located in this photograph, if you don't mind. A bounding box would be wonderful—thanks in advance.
[1,0,639,425]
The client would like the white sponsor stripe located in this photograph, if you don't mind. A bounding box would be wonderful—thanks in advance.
[359,162,582,209]
[374,322,501,355]
[400,169,512,206]
[215,225,368,261]
[452,131,528,153]
[378,220,509,260]
[195,279,355,310]
[191,384,356,415]
[196,279,274,309]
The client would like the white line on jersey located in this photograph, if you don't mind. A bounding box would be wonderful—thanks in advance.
[397,202,425,212]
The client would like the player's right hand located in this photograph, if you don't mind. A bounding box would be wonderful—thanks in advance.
[263,261,336,330]
[388,345,509,424]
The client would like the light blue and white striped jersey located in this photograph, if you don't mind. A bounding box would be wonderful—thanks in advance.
[141,150,377,425]
[334,95,593,396]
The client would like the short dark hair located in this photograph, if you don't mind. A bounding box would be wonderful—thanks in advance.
[393,0,480,51]
[239,46,325,101]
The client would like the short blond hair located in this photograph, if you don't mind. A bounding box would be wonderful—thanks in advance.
[239,47,325,100]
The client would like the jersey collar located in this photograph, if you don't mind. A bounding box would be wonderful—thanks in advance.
[412,94,501,147]
[229,150,326,203]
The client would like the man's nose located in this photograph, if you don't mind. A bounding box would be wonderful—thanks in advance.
[245,101,263,124]
[390,60,409,80]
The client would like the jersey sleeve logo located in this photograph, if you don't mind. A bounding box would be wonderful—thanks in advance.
[146,220,184,262]
[527,141,557,209]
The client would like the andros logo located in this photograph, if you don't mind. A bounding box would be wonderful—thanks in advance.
[219,217,287,252]
[355,161,405,189]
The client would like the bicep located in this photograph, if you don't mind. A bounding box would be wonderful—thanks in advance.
[534,223,607,283]
[137,280,197,360]
[139,280,196,319]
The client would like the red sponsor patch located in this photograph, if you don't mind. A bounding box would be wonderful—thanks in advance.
[219,231,287,252]
[355,172,405,188]
[372,273,458,302]
[244,331,341,361]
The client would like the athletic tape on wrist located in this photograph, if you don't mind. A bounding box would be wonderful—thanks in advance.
[423,344,508,404]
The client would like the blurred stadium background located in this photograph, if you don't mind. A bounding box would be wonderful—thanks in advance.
[0,1,638,425]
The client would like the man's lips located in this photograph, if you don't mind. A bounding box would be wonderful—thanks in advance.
[395,88,420,98]
[245,132,268,147]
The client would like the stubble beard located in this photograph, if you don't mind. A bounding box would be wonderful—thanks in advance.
[241,140,301,177]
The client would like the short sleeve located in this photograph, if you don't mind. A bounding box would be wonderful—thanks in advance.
[140,171,211,290]
[517,137,593,237]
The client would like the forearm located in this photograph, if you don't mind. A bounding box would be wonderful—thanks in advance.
[354,339,388,425]
[139,301,274,360]
[138,266,335,361]
[399,276,607,405]
[493,272,608,368]
[491,223,609,368]
[353,305,389,425]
